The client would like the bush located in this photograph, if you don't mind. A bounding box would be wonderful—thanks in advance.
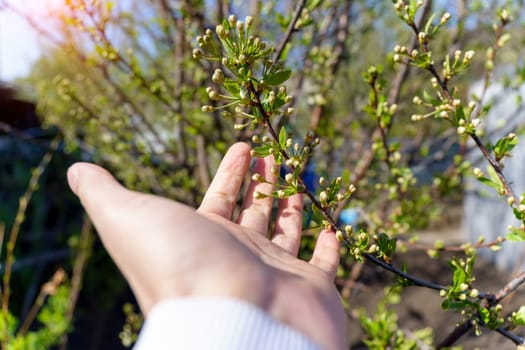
[2,0,525,348]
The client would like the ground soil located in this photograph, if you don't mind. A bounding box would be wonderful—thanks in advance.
[344,216,525,349]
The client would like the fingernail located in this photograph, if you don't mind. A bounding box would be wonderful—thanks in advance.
[67,164,79,195]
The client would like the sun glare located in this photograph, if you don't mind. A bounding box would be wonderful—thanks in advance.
[7,0,66,17]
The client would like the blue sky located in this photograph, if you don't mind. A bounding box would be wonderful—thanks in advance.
[0,0,61,82]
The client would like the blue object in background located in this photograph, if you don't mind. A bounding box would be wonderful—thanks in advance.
[338,208,360,226]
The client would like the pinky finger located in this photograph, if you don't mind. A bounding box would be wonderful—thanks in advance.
[309,229,340,280]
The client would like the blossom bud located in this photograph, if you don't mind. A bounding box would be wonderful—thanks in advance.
[236,21,244,33]
[202,105,214,112]
[335,230,344,242]
[463,50,475,62]
[319,191,328,203]
[245,16,253,28]
[212,69,225,84]
[473,168,483,178]
[285,173,294,184]
[254,191,265,199]
[440,12,451,24]
[192,49,203,59]
[216,25,228,39]
[457,126,466,135]
[228,14,237,26]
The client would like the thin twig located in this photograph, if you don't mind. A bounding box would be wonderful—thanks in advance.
[273,0,307,65]
[1,140,57,349]
[58,216,94,350]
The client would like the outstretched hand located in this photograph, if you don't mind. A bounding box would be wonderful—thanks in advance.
[67,142,346,350]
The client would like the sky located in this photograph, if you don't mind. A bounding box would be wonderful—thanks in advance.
[0,0,64,82]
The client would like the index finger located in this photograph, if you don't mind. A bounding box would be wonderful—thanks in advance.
[197,142,251,219]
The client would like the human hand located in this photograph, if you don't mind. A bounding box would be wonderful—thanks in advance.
[67,142,346,350]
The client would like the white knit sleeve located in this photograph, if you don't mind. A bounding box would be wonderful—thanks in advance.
[133,298,322,350]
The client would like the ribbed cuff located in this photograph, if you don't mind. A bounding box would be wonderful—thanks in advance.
[134,298,321,350]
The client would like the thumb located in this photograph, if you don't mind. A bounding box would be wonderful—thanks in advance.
[67,162,159,311]
[67,162,131,218]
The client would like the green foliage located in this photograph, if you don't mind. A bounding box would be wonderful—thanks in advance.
[359,287,433,349]
[1,285,71,350]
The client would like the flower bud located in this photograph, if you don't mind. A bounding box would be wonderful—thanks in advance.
[212,69,225,84]
[440,12,451,24]
[254,191,265,199]
[228,14,237,26]
[192,49,203,59]
[245,16,253,28]
[216,24,228,39]
[463,50,475,62]
[236,21,244,33]
[473,168,483,178]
